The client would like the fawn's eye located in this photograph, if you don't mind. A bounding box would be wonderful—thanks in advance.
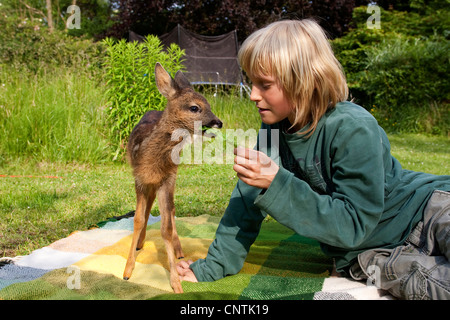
[189,105,200,113]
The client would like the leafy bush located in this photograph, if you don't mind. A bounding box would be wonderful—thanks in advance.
[102,36,185,159]
[0,15,104,74]
[363,36,449,134]
[332,6,449,134]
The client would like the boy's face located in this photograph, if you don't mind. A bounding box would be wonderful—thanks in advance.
[249,74,294,127]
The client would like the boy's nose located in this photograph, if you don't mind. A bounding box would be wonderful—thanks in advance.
[250,86,262,102]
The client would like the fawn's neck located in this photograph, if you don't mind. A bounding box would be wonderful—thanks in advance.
[142,116,189,166]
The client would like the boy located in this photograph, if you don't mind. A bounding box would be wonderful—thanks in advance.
[177,19,450,300]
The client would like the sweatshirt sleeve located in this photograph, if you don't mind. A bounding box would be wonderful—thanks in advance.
[254,117,386,250]
[190,179,266,282]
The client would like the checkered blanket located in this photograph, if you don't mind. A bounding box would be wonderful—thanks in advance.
[0,214,393,300]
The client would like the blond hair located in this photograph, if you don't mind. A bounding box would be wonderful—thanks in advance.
[238,19,348,136]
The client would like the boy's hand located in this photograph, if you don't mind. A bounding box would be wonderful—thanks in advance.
[176,260,198,283]
[233,147,279,190]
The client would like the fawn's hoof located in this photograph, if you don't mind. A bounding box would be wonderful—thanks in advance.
[123,276,129,280]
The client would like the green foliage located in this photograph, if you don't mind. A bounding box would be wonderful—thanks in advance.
[102,36,185,159]
[1,0,113,39]
[0,15,105,74]
[364,37,449,134]
[409,0,450,15]
[64,0,114,38]
[332,6,450,134]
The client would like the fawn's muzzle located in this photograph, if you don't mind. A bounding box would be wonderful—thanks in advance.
[205,119,223,129]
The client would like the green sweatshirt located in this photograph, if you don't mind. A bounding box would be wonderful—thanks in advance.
[191,102,450,280]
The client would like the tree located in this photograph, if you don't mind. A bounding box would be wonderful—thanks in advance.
[46,0,54,32]
[4,0,112,38]
[105,0,360,41]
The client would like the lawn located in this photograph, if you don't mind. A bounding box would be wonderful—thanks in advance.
[0,161,237,257]
[1,132,449,258]
[0,67,449,258]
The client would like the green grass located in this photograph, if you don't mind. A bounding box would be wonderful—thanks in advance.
[205,92,261,131]
[389,134,450,175]
[0,161,237,257]
[0,66,256,257]
[1,133,448,258]
[0,67,449,258]
[0,67,112,165]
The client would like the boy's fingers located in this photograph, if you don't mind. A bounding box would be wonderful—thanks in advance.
[186,259,194,265]
[176,259,194,273]
[176,260,190,274]
[176,260,198,282]
[234,147,272,167]
[234,147,261,166]
[234,147,258,159]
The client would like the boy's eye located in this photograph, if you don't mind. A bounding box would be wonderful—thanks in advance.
[259,83,271,91]
[256,80,273,89]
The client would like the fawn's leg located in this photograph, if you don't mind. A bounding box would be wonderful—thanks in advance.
[172,214,184,259]
[169,172,184,259]
[123,184,155,280]
[157,177,183,293]
[137,186,157,250]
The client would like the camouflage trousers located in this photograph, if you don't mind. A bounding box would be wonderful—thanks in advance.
[350,190,450,300]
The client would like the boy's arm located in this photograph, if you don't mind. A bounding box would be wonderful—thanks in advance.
[189,179,266,282]
[254,117,386,250]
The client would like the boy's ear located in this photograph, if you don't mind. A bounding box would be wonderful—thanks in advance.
[174,70,192,89]
[155,62,177,99]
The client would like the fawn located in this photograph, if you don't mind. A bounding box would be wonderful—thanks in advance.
[123,63,222,293]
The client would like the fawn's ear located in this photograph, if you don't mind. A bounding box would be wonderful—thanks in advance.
[155,63,177,99]
[174,70,192,89]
